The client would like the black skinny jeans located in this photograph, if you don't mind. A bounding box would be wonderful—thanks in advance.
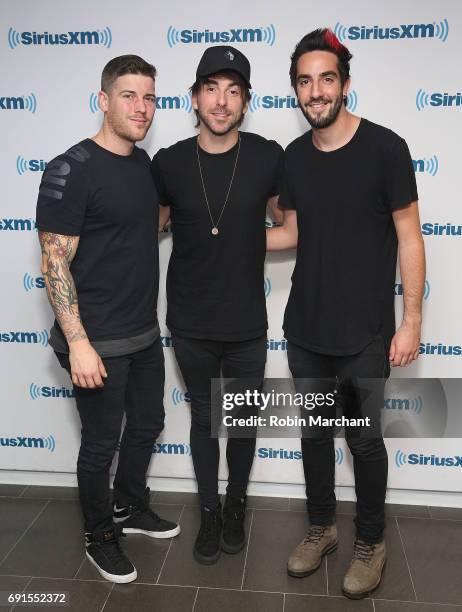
[56,338,165,534]
[172,334,267,509]
[287,336,389,544]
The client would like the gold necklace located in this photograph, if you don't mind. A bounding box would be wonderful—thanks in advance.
[196,134,241,236]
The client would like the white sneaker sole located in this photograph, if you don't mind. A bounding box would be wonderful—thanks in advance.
[122,524,181,539]
[85,551,137,584]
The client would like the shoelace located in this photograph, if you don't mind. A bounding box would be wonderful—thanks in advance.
[133,506,161,523]
[98,526,128,564]
[353,540,376,565]
[200,509,220,539]
[303,525,327,545]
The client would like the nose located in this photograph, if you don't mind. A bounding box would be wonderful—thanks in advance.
[134,96,146,114]
[216,89,227,107]
[311,79,322,99]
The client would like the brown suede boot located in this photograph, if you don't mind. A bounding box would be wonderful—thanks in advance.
[287,524,338,577]
[342,539,386,599]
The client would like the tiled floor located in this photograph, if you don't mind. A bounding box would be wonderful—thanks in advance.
[1,485,461,611]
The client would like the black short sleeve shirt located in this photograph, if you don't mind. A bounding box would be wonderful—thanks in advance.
[279,118,418,355]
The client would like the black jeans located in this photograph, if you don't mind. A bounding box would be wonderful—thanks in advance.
[287,336,389,544]
[56,338,165,534]
[172,334,267,509]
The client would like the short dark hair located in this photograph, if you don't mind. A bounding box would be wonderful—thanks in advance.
[290,28,353,104]
[190,70,251,128]
[101,55,156,93]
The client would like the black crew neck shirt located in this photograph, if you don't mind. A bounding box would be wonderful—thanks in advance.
[279,118,418,355]
[151,132,284,341]
[36,139,160,351]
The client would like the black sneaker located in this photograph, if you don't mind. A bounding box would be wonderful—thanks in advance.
[85,525,137,584]
[194,503,222,565]
[113,502,180,539]
[222,494,247,554]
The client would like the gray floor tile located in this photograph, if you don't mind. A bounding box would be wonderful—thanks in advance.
[0,500,83,579]
[326,515,415,601]
[0,575,31,592]
[384,504,430,518]
[243,509,326,595]
[285,593,373,611]
[21,486,79,500]
[76,504,182,582]
[15,578,112,611]
[153,491,200,506]
[289,498,307,511]
[0,498,48,564]
[246,496,289,511]
[158,505,248,588]
[374,600,462,611]
[0,485,27,498]
[105,583,196,612]
[195,587,283,612]
[397,516,462,605]
[428,506,462,520]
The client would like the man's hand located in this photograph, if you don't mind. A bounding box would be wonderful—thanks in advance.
[69,339,107,388]
[389,320,421,367]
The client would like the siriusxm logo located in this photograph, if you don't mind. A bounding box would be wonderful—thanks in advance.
[153,442,191,455]
[0,94,37,113]
[0,330,49,346]
[249,94,298,112]
[395,280,430,300]
[416,89,462,110]
[0,435,56,452]
[249,91,358,112]
[413,156,439,176]
[384,396,422,414]
[264,277,271,298]
[23,273,45,292]
[267,339,287,351]
[16,156,47,175]
[422,223,461,236]
[29,383,74,400]
[0,218,36,231]
[419,343,462,356]
[8,27,112,49]
[334,19,449,42]
[167,24,275,47]
[395,450,461,468]
[257,446,344,464]
[171,387,191,406]
[89,92,192,113]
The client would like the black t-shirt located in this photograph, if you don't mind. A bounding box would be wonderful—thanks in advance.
[279,118,418,355]
[151,132,283,341]
[36,139,159,347]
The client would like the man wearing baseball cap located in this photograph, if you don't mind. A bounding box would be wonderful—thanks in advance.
[151,46,283,564]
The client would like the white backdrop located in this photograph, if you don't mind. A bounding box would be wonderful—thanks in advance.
[1,0,461,500]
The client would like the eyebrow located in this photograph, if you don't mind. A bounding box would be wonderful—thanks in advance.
[204,79,241,88]
[119,89,155,96]
[297,70,338,80]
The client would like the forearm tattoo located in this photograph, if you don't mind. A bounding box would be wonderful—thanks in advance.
[38,232,88,343]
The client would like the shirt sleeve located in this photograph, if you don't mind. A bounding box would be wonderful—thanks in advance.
[150,150,170,207]
[268,142,285,198]
[36,155,89,236]
[384,138,418,210]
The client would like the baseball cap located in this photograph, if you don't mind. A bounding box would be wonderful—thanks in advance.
[196,45,252,89]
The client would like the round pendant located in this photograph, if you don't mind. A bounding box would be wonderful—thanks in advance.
[211,227,219,236]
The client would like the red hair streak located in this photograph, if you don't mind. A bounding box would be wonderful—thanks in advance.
[324,29,346,54]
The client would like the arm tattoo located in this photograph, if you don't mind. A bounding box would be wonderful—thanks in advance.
[39,232,88,344]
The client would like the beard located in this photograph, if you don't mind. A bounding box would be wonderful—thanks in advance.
[107,113,152,143]
[197,107,243,137]
[300,91,344,129]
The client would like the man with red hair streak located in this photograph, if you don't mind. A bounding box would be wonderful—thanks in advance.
[267,29,425,599]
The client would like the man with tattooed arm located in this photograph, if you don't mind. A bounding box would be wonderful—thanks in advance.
[36,55,179,585]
